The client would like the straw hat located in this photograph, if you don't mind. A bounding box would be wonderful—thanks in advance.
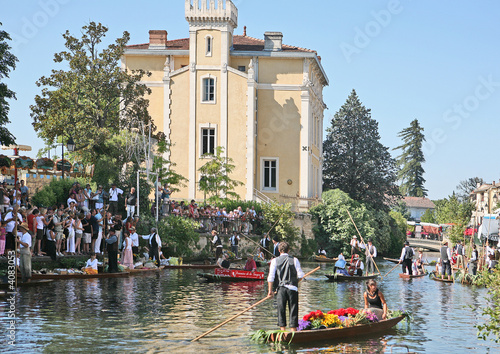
[442,240,448,245]
[18,222,30,231]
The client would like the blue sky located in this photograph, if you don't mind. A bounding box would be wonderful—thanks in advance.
[2,0,500,200]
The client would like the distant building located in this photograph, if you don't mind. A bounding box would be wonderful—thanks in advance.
[471,181,500,225]
[404,196,435,221]
[122,0,328,209]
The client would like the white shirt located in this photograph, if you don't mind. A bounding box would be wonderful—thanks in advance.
[36,215,45,230]
[109,187,123,202]
[400,246,415,261]
[19,231,32,249]
[130,232,139,247]
[212,235,223,247]
[230,235,240,246]
[366,244,377,258]
[123,237,132,250]
[85,258,98,270]
[148,233,161,248]
[267,253,305,292]
[5,212,23,233]
[67,197,77,207]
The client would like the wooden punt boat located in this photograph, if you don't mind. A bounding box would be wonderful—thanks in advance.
[268,315,406,343]
[313,255,338,263]
[383,257,400,264]
[29,272,130,280]
[163,264,218,270]
[0,279,55,289]
[325,274,378,282]
[429,271,454,283]
[399,272,427,279]
[198,268,265,282]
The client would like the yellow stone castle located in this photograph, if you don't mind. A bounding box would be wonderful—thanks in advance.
[123,0,328,208]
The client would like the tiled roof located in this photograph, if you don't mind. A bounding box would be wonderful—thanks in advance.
[404,197,435,209]
[126,35,316,54]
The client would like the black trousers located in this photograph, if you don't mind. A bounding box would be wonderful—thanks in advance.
[149,247,160,265]
[46,240,57,261]
[276,287,299,328]
[402,259,412,275]
[108,250,118,272]
[132,246,139,260]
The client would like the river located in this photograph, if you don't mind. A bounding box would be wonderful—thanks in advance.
[1,257,499,353]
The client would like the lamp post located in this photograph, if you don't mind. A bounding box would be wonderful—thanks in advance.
[61,137,75,179]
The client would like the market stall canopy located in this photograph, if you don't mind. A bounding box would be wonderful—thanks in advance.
[1,144,32,152]
[478,214,499,240]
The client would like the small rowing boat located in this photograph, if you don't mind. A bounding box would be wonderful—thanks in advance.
[198,268,265,282]
[29,272,130,280]
[0,279,55,289]
[399,272,427,279]
[268,315,406,343]
[429,271,454,283]
[313,255,337,263]
[325,274,378,282]
[129,267,163,275]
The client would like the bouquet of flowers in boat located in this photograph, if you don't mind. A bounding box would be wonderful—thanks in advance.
[298,307,379,331]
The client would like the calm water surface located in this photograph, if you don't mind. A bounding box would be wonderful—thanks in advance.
[1,258,499,353]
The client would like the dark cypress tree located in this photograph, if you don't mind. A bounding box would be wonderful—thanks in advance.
[393,119,427,197]
[0,22,18,145]
[323,89,399,210]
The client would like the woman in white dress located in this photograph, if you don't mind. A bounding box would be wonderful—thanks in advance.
[121,231,134,269]
[66,213,76,255]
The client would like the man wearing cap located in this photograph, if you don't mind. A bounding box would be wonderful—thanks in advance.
[267,241,305,332]
[398,241,414,275]
[350,235,359,256]
[365,239,377,275]
[272,237,280,258]
[244,254,257,272]
[349,254,364,276]
[108,183,123,216]
[440,240,452,280]
[17,222,32,282]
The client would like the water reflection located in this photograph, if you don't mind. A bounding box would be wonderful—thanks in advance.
[1,261,500,353]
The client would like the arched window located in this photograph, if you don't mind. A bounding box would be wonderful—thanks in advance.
[205,35,213,57]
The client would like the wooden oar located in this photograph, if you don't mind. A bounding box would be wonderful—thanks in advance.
[191,266,321,342]
[381,263,400,280]
[239,232,274,258]
[346,209,381,276]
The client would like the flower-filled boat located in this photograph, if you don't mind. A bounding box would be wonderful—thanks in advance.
[251,308,408,344]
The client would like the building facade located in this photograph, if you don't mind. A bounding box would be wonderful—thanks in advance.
[404,196,436,221]
[123,0,328,207]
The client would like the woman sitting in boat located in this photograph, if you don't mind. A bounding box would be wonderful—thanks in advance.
[244,254,257,272]
[217,253,231,269]
[334,252,349,275]
[82,253,98,275]
[348,254,364,276]
[363,279,387,320]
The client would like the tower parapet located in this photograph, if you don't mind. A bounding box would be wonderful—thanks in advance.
[185,0,238,30]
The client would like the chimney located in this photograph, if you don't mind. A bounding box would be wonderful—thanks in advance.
[493,181,496,186]
[149,30,168,49]
[264,31,283,51]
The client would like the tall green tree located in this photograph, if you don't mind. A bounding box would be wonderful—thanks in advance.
[393,119,427,197]
[323,89,399,210]
[198,146,243,204]
[434,193,474,243]
[456,176,484,203]
[0,23,17,146]
[30,22,153,164]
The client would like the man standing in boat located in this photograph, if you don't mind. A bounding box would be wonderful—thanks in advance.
[398,241,414,275]
[272,237,280,258]
[365,239,377,275]
[267,241,305,332]
[440,240,452,280]
[350,235,359,256]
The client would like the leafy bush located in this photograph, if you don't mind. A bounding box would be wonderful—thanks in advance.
[157,215,200,257]
[31,178,79,208]
[310,189,405,257]
[261,202,299,245]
